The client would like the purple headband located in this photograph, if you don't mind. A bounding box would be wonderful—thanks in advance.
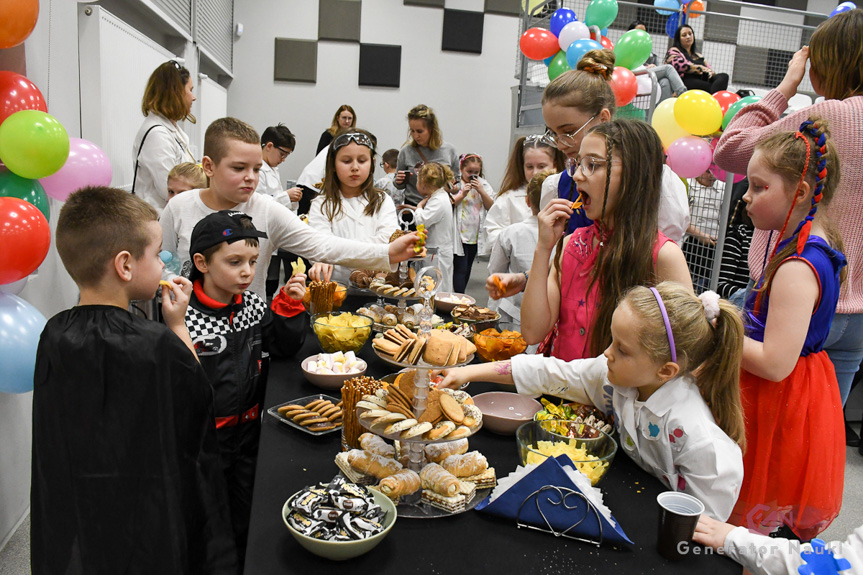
[649,287,677,363]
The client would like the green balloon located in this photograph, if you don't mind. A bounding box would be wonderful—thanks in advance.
[614,29,653,70]
[0,170,49,221]
[0,110,69,180]
[547,50,570,81]
[722,95,762,130]
[584,0,619,29]
[615,103,646,121]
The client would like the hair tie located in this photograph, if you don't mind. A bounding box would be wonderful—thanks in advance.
[699,291,720,322]
[649,287,677,363]
[459,153,481,166]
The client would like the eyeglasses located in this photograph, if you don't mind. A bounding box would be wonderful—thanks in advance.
[277,147,292,159]
[333,132,375,153]
[568,155,613,177]
[541,115,597,149]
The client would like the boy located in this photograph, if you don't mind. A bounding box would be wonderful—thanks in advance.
[375,148,404,205]
[256,123,303,212]
[160,117,421,294]
[185,210,305,568]
[32,186,236,574]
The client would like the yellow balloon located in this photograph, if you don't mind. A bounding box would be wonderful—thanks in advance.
[673,90,722,136]
[651,98,690,149]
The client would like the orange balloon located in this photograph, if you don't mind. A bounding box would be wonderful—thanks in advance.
[685,0,705,18]
[0,0,39,50]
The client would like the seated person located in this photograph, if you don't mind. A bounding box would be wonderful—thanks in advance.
[628,20,687,101]
[665,25,729,94]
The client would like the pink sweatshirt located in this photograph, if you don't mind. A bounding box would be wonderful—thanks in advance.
[713,89,863,314]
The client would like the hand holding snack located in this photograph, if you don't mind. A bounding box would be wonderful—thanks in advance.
[485,273,526,300]
[283,273,306,301]
[160,276,193,329]
[536,198,574,253]
[308,262,333,282]
[388,231,425,264]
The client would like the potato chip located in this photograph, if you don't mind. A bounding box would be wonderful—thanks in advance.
[526,440,609,485]
[291,258,306,276]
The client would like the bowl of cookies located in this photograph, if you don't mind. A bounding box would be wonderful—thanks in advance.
[312,312,374,354]
[472,325,528,362]
[434,292,476,314]
[450,304,500,332]
[471,392,542,435]
[283,480,397,561]
[516,420,617,486]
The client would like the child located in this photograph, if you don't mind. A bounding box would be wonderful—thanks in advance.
[375,148,404,206]
[442,281,746,521]
[32,186,236,573]
[452,153,494,293]
[495,119,692,360]
[682,169,726,293]
[409,162,456,292]
[160,117,421,297]
[167,162,207,201]
[256,123,303,212]
[729,119,846,540]
[307,130,399,284]
[716,178,754,306]
[484,135,565,253]
[487,170,551,329]
[186,209,305,567]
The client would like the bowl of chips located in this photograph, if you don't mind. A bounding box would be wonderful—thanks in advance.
[303,281,348,315]
[516,420,617,485]
[311,312,374,354]
[472,325,528,362]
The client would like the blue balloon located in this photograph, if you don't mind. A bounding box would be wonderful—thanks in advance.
[655,0,681,15]
[601,27,608,36]
[550,8,578,37]
[666,12,687,37]
[566,39,604,69]
[830,1,856,16]
[544,54,556,66]
[0,293,46,394]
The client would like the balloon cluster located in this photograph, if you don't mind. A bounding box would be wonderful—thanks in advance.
[519,4,654,107]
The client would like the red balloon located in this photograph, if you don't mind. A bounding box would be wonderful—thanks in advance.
[0,197,50,284]
[712,90,741,116]
[600,35,614,50]
[520,27,561,61]
[0,0,39,49]
[0,72,47,126]
[609,67,638,107]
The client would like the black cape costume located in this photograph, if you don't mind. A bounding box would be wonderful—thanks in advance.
[31,306,237,574]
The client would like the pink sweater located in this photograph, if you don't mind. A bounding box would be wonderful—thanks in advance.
[714,89,863,314]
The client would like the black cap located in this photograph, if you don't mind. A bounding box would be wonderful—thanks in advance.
[188,210,268,280]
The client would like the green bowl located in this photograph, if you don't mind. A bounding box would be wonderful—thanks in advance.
[282,488,397,561]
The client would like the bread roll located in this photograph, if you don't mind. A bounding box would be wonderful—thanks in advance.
[441,451,488,477]
[379,469,421,498]
[346,449,403,478]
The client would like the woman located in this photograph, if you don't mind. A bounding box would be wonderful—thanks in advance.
[665,25,729,94]
[628,20,688,101]
[132,61,196,214]
[316,105,356,154]
[394,104,460,206]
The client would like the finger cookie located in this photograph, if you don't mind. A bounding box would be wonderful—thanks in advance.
[385,418,418,435]
[402,422,432,439]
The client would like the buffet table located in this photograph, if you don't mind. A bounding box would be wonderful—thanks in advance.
[245,296,743,574]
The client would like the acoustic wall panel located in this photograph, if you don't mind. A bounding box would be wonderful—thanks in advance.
[404,0,446,6]
[484,0,521,16]
[442,9,484,54]
[359,43,402,87]
[319,0,362,42]
[274,38,318,83]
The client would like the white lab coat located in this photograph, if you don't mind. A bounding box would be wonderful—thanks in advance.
[307,193,399,284]
[132,113,195,215]
[297,147,328,190]
[414,188,455,293]
[512,354,743,521]
[487,215,538,326]
[484,185,532,255]
[256,161,298,212]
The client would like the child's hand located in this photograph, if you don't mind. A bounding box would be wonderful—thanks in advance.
[284,273,306,300]
[160,277,193,328]
[778,46,808,99]
[486,273,526,299]
[308,262,333,282]
[395,171,407,185]
[692,515,735,551]
[287,186,303,202]
[537,199,573,252]
[440,368,467,390]
[388,231,423,264]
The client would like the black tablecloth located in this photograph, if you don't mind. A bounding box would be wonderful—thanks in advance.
[245,297,742,573]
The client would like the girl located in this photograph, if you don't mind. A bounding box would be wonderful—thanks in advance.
[452,153,494,294]
[394,104,460,206]
[484,135,565,252]
[442,281,746,521]
[408,162,456,292]
[307,130,398,284]
[167,162,207,202]
[714,9,863,407]
[729,119,846,541]
[317,104,356,154]
[664,25,729,94]
[507,119,692,361]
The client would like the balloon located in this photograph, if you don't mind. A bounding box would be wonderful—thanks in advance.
[0,197,50,285]
[584,0,619,30]
[613,29,654,70]
[666,12,686,37]
[830,1,857,17]
[543,54,555,66]
[558,21,591,51]
[722,95,762,130]
[652,98,690,148]
[550,8,578,37]
[39,138,112,202]
[615,103,647,121]
[566,39,603,69]
[666,136,713,178]
[655,0,680,15]
[710,163,746,184]
[674,89,722,135]
[520,27,561,61]
[712,90,740,115]
[0,293,46,394]
[0,0,39,50]
[600,35,614,50]
[0,111,70,180]
[547,51,571,81]
[589,25,603,40]
[0,72,47,125]
[636,73,653,95]
[609,67,638,106]
[0,277,28,296]
[0,171,49,221]
[685,0,704,17]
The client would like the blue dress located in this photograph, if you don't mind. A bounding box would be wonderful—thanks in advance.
[557,169,592,234]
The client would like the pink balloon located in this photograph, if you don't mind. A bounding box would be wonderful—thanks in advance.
[39,138,112,201]
[666,136,713,179]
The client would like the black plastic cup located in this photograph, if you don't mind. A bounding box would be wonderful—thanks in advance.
[656,491,704,561]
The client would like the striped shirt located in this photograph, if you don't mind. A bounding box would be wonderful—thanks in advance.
[717,224,753,300]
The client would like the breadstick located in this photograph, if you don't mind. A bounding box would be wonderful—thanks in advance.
[440,451,488,477]
[347,449,403,479]
[359,433,395,458]
[420,463,460,497]
[378,469,421,498]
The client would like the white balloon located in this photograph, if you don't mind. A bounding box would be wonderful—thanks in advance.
[558,21,590,52]
[0,277,28,296]
[636,74,653,96]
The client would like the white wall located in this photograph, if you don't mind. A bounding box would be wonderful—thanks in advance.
[230,0,521,191]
